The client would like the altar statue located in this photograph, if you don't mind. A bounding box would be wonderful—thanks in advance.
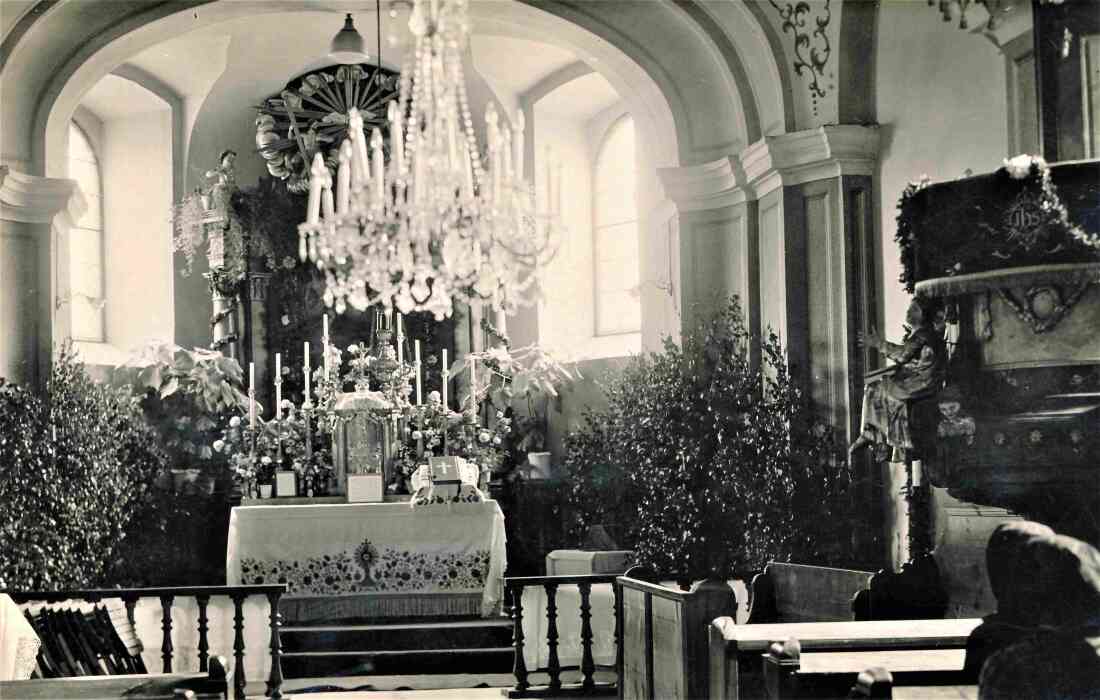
[849,295,948,460]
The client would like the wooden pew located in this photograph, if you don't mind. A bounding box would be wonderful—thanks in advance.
[848,667,977,700]
[762,639,973,699]
[618,570,737,700]
[747,563,875,623]
[708,617,980,700]
[0,655,229,699]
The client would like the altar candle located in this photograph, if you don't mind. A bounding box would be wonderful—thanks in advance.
[442,348,448,408]
[249,362,256,428]
[514,109,525,180]
[396,314,404,365]
[304,341,311,402]
[470,358,478,404]
[414,340,423,405]
[322,314,330,381]
[371,128,385,207]
[337,140,352,213]
[275,353,282,419]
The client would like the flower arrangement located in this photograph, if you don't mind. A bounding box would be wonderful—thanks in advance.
[214,402,335,494]
[895,157,1099,293]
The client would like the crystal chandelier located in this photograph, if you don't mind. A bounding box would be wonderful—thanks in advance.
[298,0,558,320]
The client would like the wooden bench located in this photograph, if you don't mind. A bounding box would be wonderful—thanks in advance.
[848,666,977,699]
[708,617,981,700]
[762,639,972,699]
[0,656,228,699]
[747,563,876,624]
[618,570,737,700]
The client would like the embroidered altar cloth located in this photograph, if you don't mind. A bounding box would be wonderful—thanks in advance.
[227,501,506,621]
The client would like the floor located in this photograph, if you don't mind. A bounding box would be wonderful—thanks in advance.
[264,690,505,700]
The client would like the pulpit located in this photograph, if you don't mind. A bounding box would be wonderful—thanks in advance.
[901,158,1099,614]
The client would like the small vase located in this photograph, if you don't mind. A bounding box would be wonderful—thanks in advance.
[259,484,273,499]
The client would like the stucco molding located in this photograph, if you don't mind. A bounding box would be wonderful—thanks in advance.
[0,164,85,226]
[743,124,880,197]
[656,156,749,212]
[658,125,879,210]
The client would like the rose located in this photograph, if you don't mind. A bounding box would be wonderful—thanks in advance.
[229,416,242,428]
[348,344,359,353]
[427,390,442,405]
[478,430,491,444]
[412,430,423,440]
[261,455,272,465]
[213,439,226,453]
[1003,154,1046,180]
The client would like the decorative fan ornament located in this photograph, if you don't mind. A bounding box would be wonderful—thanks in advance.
[255,64,399,192]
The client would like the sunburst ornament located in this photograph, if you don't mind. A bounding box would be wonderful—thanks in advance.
[254,63,399,192]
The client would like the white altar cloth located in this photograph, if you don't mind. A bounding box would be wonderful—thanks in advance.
[227,501,506,621]
[521,584,617,671]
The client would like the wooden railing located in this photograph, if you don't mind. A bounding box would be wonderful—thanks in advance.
[505,573,621,697]
[8,584,287,700]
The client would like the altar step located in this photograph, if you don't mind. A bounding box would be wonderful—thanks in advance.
[279,616,514,678]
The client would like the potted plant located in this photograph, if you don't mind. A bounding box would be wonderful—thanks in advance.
[457,344,577,479]
[113,342,251,494]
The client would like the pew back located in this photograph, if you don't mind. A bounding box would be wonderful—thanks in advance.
[618,576,737,700]
[747,563,875,623]
[708,617,981,700]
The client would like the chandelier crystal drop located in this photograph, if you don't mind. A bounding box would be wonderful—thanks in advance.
[298,0,559,320]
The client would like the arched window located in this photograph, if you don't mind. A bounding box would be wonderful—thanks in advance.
[593,115,640,336]
[68,122,105,342]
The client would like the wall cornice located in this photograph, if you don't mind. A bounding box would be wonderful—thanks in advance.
[658,125,880,211]
[0,164,84,225]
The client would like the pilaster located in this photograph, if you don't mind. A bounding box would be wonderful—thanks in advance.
[0,165,85,386]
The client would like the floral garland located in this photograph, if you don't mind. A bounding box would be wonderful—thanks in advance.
[895,155,1099,293]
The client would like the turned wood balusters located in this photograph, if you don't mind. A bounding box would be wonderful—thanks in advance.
[7,584,286,700]
[506,574,620,697]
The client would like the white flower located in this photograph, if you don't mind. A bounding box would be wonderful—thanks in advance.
[261,456,272,465]
[428,390,442,405]
[213,439,226,453]
[478,430,491,444]
[229,416,241,428]
[1003,154,1045,180]
[348,344,359,353]
[493,436,502,445]
[281,314,290,326]
[412,430,423,440]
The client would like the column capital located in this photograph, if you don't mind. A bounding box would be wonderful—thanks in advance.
[248,271,273,301]
[657,125,880,212]
[742,125,880,198]
[0,165,85,226]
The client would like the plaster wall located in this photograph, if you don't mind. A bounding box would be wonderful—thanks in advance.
[875,3,1010,340]
[0,220,38,384]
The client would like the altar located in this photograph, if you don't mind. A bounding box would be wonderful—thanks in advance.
[227,500,506,622]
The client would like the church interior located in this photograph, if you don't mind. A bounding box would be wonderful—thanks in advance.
[1,0,1098,698]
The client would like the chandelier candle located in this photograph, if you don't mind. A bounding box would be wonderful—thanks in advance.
[296,0,559,320]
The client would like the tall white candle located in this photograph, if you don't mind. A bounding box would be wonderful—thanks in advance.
[322,314,330,381]
[396,314,404,365]
[249,362,256,428]
[414,340,423,405]
[470,358,477,405]
[348,108,371,187]
[303,341,311,402]
[337,140,352,212]
[306,153,325,224]
[496,307,507,338]
[321,178,335,221]
[275,353,282,419]
[371,128,385,207]
[442,348,448,408]
[502,126,512,180]
[388,100,405,174]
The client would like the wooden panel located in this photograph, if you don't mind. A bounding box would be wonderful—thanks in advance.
[651,596,685,700]
[796,647,964,674]
[757,195,785,343]
[720,617,979,652]
[621,587,650,700]
[769,563,872,622]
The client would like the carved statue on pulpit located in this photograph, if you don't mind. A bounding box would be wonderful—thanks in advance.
[850,295,948,461]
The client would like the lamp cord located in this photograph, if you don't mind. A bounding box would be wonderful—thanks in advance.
[376,0,382,70]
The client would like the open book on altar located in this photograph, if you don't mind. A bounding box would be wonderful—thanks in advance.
[409,456,486,506]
